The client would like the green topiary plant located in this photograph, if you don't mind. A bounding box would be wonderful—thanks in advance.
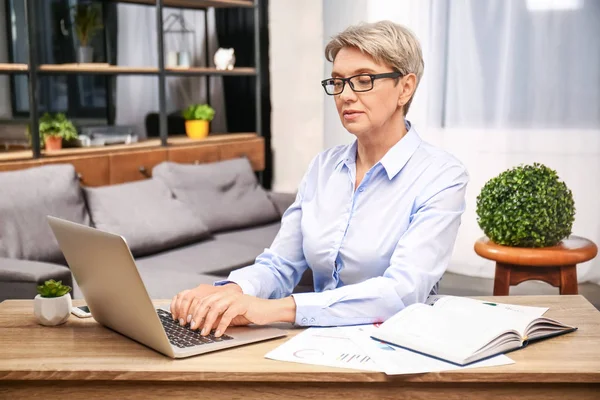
[182,104,215,121]
[36,279,72,298]
[476,163,575,248]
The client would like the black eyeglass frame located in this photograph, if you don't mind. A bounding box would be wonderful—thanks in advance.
[320,72,403,95]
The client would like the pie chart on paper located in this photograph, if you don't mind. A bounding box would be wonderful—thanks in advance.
[293,349,325,359]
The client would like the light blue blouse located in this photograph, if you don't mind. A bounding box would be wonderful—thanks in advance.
[220,121,469,326]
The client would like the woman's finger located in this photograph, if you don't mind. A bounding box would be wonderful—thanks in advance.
[190,293,219,330]
[186,297,199,324]
[201,299,228,336]
[170,290,188,320]
[215,305,241,337]
[176,291,196,325]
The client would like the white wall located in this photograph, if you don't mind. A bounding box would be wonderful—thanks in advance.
[269,0,325,193]
[322,0,368,149]
[0,0,12,118]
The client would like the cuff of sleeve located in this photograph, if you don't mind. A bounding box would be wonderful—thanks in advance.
[213,279,258,297]
[291,292,331,326]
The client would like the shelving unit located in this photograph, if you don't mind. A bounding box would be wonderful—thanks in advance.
[1,0,262,165]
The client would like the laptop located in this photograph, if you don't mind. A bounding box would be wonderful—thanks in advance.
[47,216,287,359]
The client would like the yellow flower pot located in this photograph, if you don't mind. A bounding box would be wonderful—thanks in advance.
[185,120,209,139]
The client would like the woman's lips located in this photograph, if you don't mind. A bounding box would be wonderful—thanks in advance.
[343,111,363,121]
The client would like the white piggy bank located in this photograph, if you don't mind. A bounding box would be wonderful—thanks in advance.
[214,48,236,70]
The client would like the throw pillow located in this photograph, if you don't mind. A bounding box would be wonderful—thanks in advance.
[83,179,212,257]
[0,164,90,262]
[153,158,280,233]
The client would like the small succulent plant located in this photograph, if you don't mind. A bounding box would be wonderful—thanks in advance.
[36,279,72,298]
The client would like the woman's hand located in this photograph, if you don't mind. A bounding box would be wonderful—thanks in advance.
[170,283,242,325]
[188,292,297,337]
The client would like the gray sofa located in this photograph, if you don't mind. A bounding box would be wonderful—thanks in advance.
[0,158,300,301]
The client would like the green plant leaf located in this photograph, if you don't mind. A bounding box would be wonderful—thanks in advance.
[33,112,79,143]
[476,163,575,248]
[72,3,103,47]
[37,278,72,298]
[182,104,215,121]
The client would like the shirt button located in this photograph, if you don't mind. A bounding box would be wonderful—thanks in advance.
[309,318,315,323]
[359,187,365,192]
[301,318,308,324]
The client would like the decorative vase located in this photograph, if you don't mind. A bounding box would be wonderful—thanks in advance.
[33,294,72,326]
[214,48,235,70]
[44,136,63,151]
[78,46,94,63]
[185,120,209,139]
[177,51,191,68]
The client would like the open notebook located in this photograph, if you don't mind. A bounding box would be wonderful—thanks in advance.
[370,296,576,366]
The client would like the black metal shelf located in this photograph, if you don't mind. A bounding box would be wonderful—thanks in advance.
[15,0,262,161]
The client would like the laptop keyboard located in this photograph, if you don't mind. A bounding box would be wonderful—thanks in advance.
[156,309,234,348]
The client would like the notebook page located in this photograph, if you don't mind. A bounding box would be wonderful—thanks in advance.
[427,296,543,336]
[427,296,548,318]
[379,303,513,359]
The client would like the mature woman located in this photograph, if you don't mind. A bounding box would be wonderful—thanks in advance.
[170,20,469,337]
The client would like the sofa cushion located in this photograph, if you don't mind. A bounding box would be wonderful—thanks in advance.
[136,270,223,300]
[214,222,281,248]
[267,192,297,217]
[83,179,211,257]
[0,257,73,301]
[136,237,266,276]
[153,159,280,233]
[0,164,90,263]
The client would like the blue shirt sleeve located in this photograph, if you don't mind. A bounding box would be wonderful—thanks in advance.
[291,162,469,326]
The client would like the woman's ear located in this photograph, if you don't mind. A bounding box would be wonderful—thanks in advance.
[398,73,417,108]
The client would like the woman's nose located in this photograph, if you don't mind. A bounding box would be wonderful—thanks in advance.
[338,83,357,101]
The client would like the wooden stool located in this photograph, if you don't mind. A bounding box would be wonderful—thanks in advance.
[474,236,597,296]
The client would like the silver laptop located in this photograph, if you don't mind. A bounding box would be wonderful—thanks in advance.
[47,216,287,358]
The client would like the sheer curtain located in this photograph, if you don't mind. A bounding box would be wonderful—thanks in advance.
[440,0,600,285]
[329,0,600,284]
[445,0,600,128]
[115,4,227,138]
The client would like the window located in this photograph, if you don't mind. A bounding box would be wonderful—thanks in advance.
[6,0,116,119]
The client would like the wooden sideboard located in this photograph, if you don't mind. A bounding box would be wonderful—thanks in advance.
[0,133,264,186]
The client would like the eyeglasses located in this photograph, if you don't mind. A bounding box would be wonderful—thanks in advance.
[321,72,403,95]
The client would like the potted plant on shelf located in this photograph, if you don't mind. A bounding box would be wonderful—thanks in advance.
[476,162,575,248]
[38,113,78,151]
[72,3,103,63]
[182,104,215,139]
[34,279,72,326]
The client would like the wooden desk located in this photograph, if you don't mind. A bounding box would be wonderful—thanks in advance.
[1,296,599,399]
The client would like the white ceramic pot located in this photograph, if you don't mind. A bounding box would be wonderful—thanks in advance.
[78,46,94,63]
[33,294,72,326]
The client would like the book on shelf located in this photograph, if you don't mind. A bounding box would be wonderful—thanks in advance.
[370,295,577,366]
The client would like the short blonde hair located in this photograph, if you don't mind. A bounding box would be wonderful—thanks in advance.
[325,20,424,115]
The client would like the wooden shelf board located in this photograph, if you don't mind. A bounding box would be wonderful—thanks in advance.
[166,66,256,76]
[111,0,254,9]
[38,64,158,74]
[0,63,28,73]
[36,65,256,76]
[167,132,257,146]
[0,133,259,162]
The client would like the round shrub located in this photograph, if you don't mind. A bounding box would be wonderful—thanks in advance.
[476,163,575,248]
